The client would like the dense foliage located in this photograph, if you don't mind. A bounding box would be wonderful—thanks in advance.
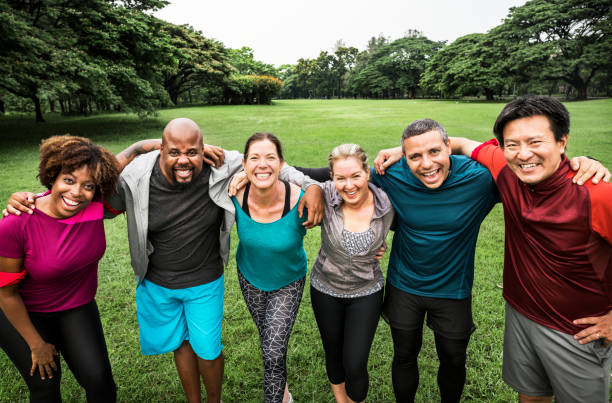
[1,0,610,121]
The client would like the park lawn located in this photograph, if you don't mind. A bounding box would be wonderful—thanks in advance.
[0,98,611,402]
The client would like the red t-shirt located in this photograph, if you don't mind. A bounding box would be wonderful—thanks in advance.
[473,140,612,335]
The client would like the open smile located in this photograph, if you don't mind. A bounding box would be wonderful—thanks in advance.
[175,167,193,179]
[61,196,82,209]
[421,168,440,181]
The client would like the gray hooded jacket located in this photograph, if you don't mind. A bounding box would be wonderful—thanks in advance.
[104,150,315,285]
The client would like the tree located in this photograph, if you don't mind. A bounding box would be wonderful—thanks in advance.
[351,36,444,98]
[227,47,278,76]
[498,0,612,99]
[333,47,359,97]
[420,33,506,100]
[0,0,172,121]
[160,22,233,105]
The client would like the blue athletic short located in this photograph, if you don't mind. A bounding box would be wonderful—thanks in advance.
[136,275,224,360]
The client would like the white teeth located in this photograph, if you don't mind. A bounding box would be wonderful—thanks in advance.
[63,197,78,206]
[255,173,271,178]
[423,171,437,177]
[521,164,537,169]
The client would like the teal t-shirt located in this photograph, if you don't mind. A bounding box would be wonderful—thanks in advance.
[370,155,499,299]
[232,191,307,291]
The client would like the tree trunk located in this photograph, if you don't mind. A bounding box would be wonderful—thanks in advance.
[48,98,55,113]
[32,95,44,122]
[0,99,4,114]
[575,84,587,100]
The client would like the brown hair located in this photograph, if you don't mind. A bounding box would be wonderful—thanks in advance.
[243,132,284,161]
[38,135,120,198]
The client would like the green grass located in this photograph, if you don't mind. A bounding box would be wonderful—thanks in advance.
[1,99,611,402]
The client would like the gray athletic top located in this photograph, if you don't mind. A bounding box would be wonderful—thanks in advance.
[311,227,384,298]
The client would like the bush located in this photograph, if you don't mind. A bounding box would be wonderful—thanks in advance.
[223,75,283,105]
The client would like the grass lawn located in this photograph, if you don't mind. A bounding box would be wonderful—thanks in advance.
[1,99,611,402]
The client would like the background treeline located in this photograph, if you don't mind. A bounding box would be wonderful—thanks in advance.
[0,0,283,122]
[279,0,611,101]
[2,0,611,122]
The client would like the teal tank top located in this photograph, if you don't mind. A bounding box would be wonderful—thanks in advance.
[232,188,307,291]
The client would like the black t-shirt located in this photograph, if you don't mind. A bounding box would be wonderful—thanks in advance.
[146,158,224,289]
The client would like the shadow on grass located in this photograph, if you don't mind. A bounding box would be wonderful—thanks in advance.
[0,113,166,148]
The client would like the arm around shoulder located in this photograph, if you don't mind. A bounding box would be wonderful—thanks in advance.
[449,137,482,157]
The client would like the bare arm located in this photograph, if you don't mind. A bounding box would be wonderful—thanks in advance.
[449,137,482,157]
[0,257,58,379]
[115,139,161,171]
[373,146,403,175]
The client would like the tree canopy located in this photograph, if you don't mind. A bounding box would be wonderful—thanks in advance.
[2,0,610,121]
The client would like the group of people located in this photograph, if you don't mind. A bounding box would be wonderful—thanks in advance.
[0,95,610,403]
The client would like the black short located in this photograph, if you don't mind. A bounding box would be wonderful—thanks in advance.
[382,282,475,339]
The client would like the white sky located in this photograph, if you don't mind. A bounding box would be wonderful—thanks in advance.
[155,0,528,67]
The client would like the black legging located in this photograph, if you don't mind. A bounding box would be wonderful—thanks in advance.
[0,300,116,403]
[310,286,383,402]
[390,326,470,403]
[238,270,305,403]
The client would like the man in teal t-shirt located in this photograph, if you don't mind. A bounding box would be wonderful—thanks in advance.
[371,118,498,403]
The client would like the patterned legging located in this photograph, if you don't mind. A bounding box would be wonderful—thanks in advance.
[238,270,305,403]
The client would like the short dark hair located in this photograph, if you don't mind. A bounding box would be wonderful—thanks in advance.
[243,132,284,161]
[493,96,570,146]
[401,118,448,153]
[38,135,120,198]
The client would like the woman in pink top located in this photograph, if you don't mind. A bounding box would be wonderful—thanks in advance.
[0,135,120,402]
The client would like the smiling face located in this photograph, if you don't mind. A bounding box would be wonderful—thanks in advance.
[332,156,370,206]
[48,165,96,218]
[243,139,282,190]
[502,115,567,185]
[403,130,451,189]
[159,120,204,185]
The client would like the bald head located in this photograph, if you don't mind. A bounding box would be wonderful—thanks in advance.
[159,118,205,186]
[162,118,203,147]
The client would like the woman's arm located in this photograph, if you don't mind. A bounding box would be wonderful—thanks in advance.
[293,167,331,182]
[0,257,58,380]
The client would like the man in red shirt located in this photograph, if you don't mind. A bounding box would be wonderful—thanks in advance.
[452,96,611,403]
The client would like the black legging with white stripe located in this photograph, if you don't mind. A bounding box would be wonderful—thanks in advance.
[238,270,305,403]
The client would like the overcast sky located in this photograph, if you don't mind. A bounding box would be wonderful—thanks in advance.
[155,0,528,67]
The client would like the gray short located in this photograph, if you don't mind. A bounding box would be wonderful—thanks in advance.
[503,303,612,403]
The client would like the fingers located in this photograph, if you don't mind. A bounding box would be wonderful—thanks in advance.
[204,145,225,168]
[382,158,395,172]
[31,360,56,380]
[573,313,612,344]
[228,172,248,197]
[300,185,323,229]
[7,192,36,215]
[571,158,597,185]
[203,156,215,167]
[297,196,306,219]
[373,154,387,175]
[373,242,388,261]
[302,208,322,229]
[570,157,609,185]
[573,328,604,345]
[214,149,225,167]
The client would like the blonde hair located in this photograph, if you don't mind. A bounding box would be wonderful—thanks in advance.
[328,143,369,175]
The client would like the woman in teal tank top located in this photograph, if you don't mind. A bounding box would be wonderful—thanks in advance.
[231,132,307,403]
